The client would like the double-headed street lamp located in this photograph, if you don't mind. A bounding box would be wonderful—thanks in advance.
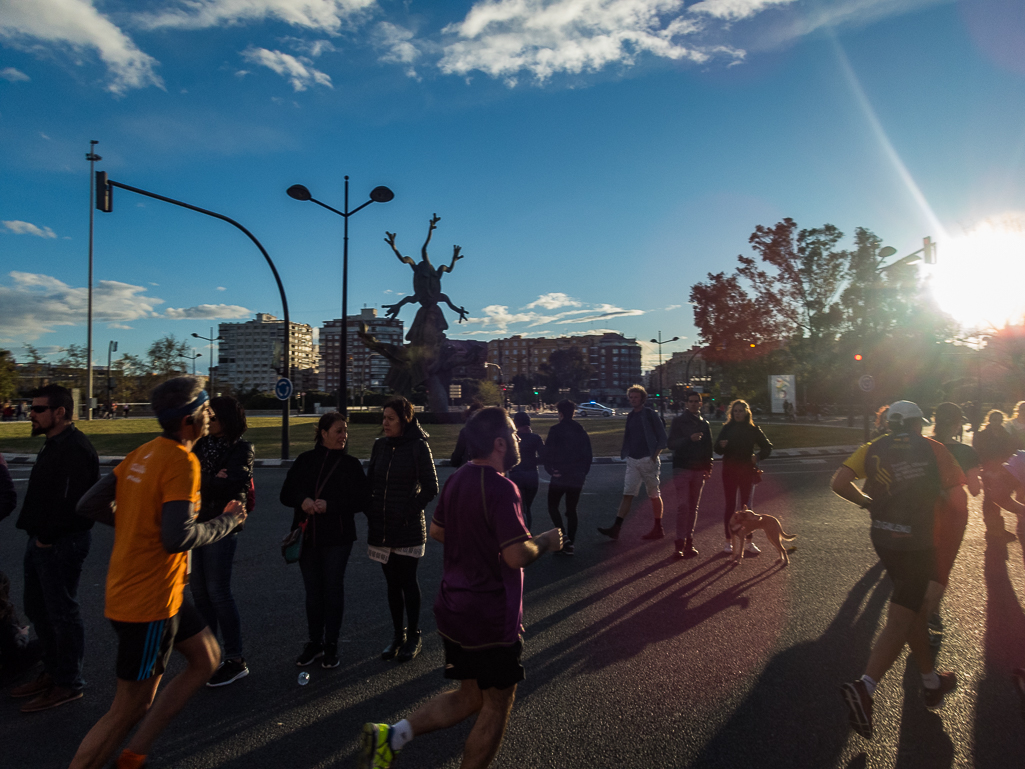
[180,351,202,376]
[286,177,394,416]
[192,329,224,393]
[649,331,679,417]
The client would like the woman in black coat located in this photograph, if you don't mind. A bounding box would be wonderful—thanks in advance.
[191,396,254,687]
[280,412,369,670]
[367,397,438,662]
[714,399,772,556]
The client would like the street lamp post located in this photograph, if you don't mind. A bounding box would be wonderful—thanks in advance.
[86,140,101,420]
[106,340,117,412]
[180,351,202,376]
[286,177,394,417]
[192,329,224,393]
[649,331,679,418]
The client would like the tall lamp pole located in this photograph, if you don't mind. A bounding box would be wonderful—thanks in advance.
[649,331,679,418]
[286,178,394,416]
[180,351,202,376]
[106,340,117,411]
[86,140,101,419]
[192,328,223,393]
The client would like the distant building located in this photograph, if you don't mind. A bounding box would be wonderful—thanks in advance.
[218,313,318,393]
[646,346,710,399]
[319,308,403,394]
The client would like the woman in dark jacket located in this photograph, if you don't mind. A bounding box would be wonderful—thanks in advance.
[191,396,254,687]
[543,400,592,555]
[280,412,369,670]
[367,397,439,662]
[714,399,772,556]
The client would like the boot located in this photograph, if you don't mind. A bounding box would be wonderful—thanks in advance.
[397,630,422,662]
[597,519,622,540]
[681,538,698,559]
[641,520,665,540]
[382,629,406,661]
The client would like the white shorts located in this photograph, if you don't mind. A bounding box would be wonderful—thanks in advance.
[623,456,661,498]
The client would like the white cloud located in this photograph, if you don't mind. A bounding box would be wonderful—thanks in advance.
[135,0,376,33]
[687,0,796,20]
[663,303,681,311]
[463,297,644,333]
[283,36,338,57]
[524,292,582,310]
[165,304,251,319]
[216,286,227,291]
[241,46,333,90]
[0,0,163,94]
[2,220,57,238]
[558,304,645,323]
[0,272,163,341]
[107,323,133,330]
[375,21,421,77]
[468,304,541,332]
[0,66,29,81]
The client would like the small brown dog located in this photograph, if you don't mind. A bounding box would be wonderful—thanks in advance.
[729,506,796,565]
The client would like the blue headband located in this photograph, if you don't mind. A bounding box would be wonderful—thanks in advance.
[157,390,209,423]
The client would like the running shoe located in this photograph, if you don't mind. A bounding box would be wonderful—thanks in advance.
[744,541,761,555]
[207,658,249,687]
[359,723,397,769]
[296,642,323,667]
[923,672,957,710]
[321,643,340,669]
[556,539,574,556]
[722,542,733,554]
[841,680,873,739]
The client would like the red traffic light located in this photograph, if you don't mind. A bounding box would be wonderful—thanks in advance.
[854,354,863,361]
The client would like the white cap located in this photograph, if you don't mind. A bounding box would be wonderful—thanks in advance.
[1005,451,1025,486]
[886,400,928,425]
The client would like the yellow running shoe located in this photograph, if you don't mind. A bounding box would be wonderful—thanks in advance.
[359,723,397,768]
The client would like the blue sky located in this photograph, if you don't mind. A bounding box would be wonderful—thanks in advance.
[1,0,1023,372]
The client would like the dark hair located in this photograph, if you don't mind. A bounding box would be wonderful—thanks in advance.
[627,385,647,401]
[684,389,702,401]
[512,411,531,427]
[315,412,347,445]
[211,396,248,442]
[465,407,514,460]
[985,409,1007,426]
[30,384,74,420]
[151,377,205,432]
[556,399,576,419]
[932,402,963,442]
[383,397,415,433]
[465,401,484,420]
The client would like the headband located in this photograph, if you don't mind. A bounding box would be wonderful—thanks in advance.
[157,390,209,423]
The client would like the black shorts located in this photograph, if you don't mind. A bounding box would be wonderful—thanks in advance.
[874,546,935,612]
[442,637,525,691]
[110,595,206,682]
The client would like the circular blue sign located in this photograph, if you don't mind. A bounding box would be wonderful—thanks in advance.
[275,378,294,401]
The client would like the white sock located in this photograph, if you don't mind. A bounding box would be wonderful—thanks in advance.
[922,671,940,690]
[860,674,877,696]
[390,719,414,751]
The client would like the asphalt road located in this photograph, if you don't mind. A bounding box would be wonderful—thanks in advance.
[2,456,1023,768]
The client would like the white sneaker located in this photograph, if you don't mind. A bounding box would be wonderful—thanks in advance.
[744,541,761,555]
[722,542,733,554]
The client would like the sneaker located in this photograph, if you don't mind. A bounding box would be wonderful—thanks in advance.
[207,658,249,687]
[928,612,944,633]
[722,542,733,554]
[597,524,620,540]
[382,631,406,661]
[556,539,575,556]
[397,630,421,662]
[681,538,699,559]
[744,541,761,555]
[1012,668,1025,711]
[321,643,340,669]
[841,680,873,739]
[923,672,957,710]
[641,523,665,540]
[10,671,52,699]
[296,642,323,667]
[359,723,397,769]
[20,685,83,713]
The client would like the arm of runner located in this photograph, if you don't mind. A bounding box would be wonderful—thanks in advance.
[430,521,444,543]
[76,472,117,526]
[830,465,872,509]
[501,528,562,569]
[160,499,246,553]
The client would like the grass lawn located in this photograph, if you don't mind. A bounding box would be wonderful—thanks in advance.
[0,417,864,460]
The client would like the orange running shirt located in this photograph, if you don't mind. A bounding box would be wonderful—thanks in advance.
[106,437,201,622]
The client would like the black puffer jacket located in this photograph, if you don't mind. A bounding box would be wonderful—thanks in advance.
[367,419,439,548]
[280,445,370,548]
[194,437,255,524]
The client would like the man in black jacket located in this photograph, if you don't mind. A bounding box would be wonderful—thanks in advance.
[666,390,713,558]
[543,401,592,556]
[12,385,99,712]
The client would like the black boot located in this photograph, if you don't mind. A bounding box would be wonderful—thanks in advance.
[597,518,622,540]
[682,538,698,559]
[382,629,406,661]
[397,629,422,662]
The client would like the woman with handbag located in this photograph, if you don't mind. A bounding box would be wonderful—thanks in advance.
[190,396,254,687]
[714,399,772,556]
[367,397,439,663]
[279,412,370,669]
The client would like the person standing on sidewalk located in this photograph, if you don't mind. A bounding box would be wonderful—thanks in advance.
[11,385,99,713]
[358,407,562,769]
[975,409,1019,540]
[508,411,544,531]
[714,399,772,556]
[830,400,966,740]
[598,385,668,541]
[543,400,592,555]
[666,390,713,559]
[69,377,246,769]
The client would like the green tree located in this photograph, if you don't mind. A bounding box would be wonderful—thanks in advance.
[0,350,17,401]
[476,380,503,406]
[538,347,593,399]
[147,335,190,378]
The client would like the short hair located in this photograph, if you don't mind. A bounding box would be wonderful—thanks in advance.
[627,385,647,401]
[985,409,1007,426]
[512,411,531,427]
[932,402,963,439]
[465,406,514,460]
[684,389,702,401]
[30,384,73,420]
[211,396,248,442]
[315,412,346,445]
[465,401,484,420]
[556,399,576,419]
[151,377,205,432]
[383,397,414,433]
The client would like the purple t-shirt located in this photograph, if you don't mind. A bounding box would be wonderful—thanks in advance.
[432,463,531,649]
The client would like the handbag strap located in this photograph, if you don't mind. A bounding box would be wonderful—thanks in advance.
[315,454,344,500]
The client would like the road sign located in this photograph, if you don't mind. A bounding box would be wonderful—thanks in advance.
[858,375,875,393]
[274,377,294,401]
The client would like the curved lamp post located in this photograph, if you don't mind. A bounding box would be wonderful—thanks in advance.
[649,331,679,417]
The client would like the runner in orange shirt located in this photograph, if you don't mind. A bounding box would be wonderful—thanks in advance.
[71,377,246,769]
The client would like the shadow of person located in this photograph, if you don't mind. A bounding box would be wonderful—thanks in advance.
[893,655,955,769]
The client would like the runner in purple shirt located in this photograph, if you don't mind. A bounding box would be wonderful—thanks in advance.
[359,407,563,769]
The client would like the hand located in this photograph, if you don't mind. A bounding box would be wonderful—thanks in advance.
[542,528,564,552]
[690,433,703,442]
[314,499,328,514]
[552,471,562,478]
[34,540,53,548]
[301,498,317,515]
[224,499,248,525]
[216,469,228,479]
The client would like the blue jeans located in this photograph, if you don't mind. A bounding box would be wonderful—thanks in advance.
[190,532,243,659]
[299,543,353,646]
[23,530,90,690]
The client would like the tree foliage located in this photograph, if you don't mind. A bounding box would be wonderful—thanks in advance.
[0,350,16,401]
[147,335,190,377]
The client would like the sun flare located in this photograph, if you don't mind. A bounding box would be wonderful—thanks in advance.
[926,217,1025,331]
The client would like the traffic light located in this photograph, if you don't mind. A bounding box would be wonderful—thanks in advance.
[854,353,863,362]
[923,236,936,264]
[95,171,112,212]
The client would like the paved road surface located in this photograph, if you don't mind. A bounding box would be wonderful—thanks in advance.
[2,456,1023,768]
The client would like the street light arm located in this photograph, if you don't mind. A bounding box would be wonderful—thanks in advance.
[308,197,348,218]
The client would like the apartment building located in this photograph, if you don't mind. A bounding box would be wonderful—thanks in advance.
[217,313,318,392]
[319,308,404,394]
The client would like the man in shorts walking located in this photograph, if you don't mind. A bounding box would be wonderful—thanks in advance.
[598,385,668,540]
[359,406,563,769]
[71,377,246,769]
[830,400,966,739]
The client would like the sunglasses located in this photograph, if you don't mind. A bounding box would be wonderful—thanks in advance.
[30,405,52,414]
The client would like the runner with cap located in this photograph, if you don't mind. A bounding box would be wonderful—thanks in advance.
[830,400,967,740]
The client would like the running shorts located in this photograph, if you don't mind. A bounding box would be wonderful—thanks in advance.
[442,637,525,691]
[110,594,206,681]
[874,546,935,612]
